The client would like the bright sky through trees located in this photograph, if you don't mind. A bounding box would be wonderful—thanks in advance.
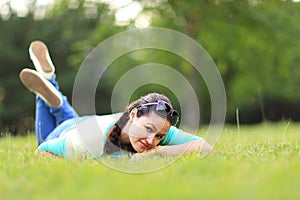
[0,0,150,27]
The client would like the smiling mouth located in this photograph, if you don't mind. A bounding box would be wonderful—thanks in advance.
[139,141,150,150]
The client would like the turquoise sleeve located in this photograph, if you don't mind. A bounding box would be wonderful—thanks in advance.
[38,137,67,158]
[159,126,204,146]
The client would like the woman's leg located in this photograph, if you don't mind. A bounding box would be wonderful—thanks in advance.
[35,96,56,145]
[35,95,78,145]
[36,75,78,144]
[20,69,78,145]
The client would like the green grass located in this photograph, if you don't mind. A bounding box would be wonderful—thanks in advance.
[1,122,300,200]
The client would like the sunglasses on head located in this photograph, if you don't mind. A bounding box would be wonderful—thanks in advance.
[137,100,180,126]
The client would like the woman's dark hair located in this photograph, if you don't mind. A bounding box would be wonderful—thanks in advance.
[103,93,174,155]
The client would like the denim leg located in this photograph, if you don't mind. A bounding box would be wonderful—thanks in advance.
[35,74,78,145]
[35,96,56,145]
[49,95,78,125]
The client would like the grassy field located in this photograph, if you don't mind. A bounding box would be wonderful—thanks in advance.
[1,122,300,200]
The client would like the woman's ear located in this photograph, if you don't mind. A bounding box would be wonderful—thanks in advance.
[129,108,138,120]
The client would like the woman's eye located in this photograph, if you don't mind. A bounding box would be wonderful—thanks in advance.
[155,134,164,139]
[146,127,153,132]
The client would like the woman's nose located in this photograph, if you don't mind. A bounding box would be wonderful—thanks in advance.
[146,134,155,145]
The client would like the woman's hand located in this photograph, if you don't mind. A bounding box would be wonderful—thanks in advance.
[130,146,162,161]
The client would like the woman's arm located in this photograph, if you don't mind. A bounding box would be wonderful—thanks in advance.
[155,140,213,156]
[131,140,213,160]
[158,126,213,155]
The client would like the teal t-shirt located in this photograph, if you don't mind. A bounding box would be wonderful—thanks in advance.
[159,126,203,145]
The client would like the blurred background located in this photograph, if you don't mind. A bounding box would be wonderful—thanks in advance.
[0,0,300,135]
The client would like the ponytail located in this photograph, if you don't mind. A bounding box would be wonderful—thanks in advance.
[103,112,136,155]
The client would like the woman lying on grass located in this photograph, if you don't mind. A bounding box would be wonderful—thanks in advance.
[19,40,212,159]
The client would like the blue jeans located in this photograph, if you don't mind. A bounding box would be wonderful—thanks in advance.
[35,75,78,145]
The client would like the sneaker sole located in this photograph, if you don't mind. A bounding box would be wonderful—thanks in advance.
[29,41,55,79]
[20,69,61,108]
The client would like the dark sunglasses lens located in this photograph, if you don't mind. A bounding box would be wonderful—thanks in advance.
[156,101,171,113]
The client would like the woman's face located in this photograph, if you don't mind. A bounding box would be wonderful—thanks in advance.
[126,109,171,153]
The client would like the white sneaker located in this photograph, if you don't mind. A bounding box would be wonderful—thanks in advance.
[19,69,62,108]
[29,40,55,80]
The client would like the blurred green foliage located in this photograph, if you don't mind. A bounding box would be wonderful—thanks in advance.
[0,0,300,134]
